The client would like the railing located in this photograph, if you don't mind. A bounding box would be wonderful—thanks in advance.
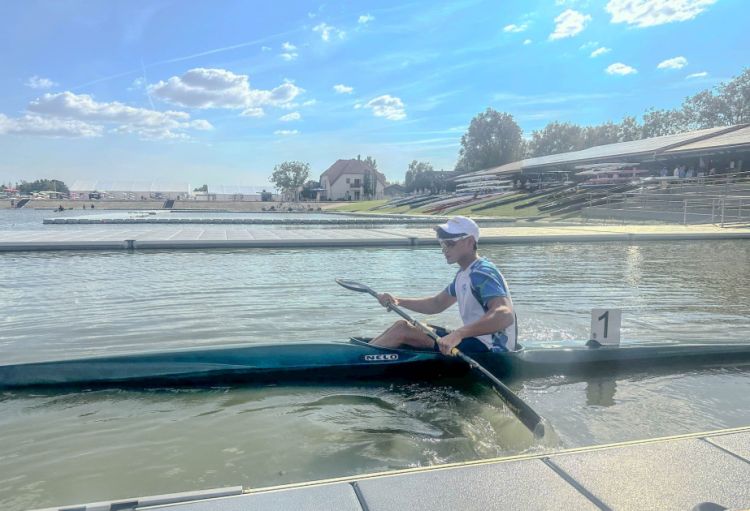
[586,193,749,226]
[580,170,750,226]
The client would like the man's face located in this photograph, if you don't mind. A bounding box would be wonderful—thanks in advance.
[439,235,473,264]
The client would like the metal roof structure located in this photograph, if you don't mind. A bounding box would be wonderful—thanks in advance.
[519,126,736,170]
[663,125,750,156]
[464,124,749,179]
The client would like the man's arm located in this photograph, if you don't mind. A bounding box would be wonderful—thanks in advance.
[453,296,514,339]
[377,290,456,315]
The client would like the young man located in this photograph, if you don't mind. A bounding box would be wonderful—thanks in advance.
[370,216,517,355]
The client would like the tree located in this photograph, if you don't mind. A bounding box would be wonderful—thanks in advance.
[301,180,320,200]
[269,161,310,201]
[362,155,378,172]
[193,184,208,192]
[683,68,750,128]
[18,179,69,194]
[528,122,584,157]
[617,116,642,142]
[582,121,621,148]
[361,155,379,199]
[455,109,523,173]
[362,169,377,199]
[642,108,687,138]
[405,160,434,192]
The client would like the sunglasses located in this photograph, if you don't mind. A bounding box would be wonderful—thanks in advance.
[438,234,472,248]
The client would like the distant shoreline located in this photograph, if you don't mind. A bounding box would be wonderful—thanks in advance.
[3,200,349,212]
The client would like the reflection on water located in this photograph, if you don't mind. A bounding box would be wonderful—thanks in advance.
[0,239,749,509]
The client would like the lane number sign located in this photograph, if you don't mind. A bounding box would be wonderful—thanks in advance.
[590,309,622,345]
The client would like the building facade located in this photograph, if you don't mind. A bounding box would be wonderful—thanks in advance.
[320,158,385,200]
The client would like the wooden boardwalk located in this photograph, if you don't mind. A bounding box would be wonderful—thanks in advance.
[37,425,750,511]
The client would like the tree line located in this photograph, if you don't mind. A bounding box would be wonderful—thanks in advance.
[2,179,70,194]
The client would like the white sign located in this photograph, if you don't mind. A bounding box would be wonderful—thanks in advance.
[590,309,622,345]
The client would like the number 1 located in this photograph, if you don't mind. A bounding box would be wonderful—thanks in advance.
[598,310,609,338]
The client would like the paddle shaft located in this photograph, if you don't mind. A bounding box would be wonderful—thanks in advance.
[339,279,545,437]
[396,303,544,437]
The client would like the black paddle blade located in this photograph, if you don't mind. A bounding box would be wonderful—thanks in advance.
[335,278,377,296]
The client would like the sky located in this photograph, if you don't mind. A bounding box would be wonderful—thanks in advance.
[0,0,747,187]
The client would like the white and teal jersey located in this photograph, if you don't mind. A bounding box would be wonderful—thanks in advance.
[445,258,517,351]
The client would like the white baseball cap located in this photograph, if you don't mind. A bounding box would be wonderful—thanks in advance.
[434,216,479,242]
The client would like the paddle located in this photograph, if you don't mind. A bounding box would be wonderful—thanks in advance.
[335,278,546,438]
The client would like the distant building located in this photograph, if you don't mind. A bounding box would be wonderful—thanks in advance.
[69,181,190,200]
[195,185,279,201]
[320,158,385,200]
[384,183,406,197]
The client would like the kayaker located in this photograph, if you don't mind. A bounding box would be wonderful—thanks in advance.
[371,215,517,355]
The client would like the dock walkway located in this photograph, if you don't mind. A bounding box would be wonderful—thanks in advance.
[1,224,749,251]
[36,425,750,511]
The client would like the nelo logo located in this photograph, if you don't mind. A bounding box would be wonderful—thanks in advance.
[363,354,399,362]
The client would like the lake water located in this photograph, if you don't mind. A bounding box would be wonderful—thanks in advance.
[1,213,750,510]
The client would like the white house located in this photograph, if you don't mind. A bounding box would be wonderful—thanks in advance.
[320,158,385,200]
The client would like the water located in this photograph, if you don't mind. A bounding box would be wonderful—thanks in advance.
[0,209,356,231]
[1,231,750,509]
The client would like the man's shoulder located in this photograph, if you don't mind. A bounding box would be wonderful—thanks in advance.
[470,258,502,276]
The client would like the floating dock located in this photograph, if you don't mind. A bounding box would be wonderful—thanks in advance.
[35,425,750,511]
[1,225,749,251]
[41,215,514,226]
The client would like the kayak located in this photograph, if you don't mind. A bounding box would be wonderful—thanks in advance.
[2,338,750,389]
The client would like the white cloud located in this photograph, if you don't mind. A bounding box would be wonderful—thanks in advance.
[241,107,265,118]
[302,99,317,107]
[363,95,406,121]
[580,40,599,50]
[605,62,638,75]
[26,76,58,90]
[503,23,529,33]
[523,39,532,45]
[590,47,611,57]
[0,113,102,138]
[279,112,301,121]
[358,14,374,24]
[549,9,592,40]
[280,42,298,59]
[606,0,717,28]
[274,129,299,136]
[313,23,345,41]
[148,68,303,117]
[129,77,147,91]
[333,84,354,94]
[24,91,212,140]
[0,91,211,140]
[261,46,271,52]
[686,71,708,79]
[657,56,688,69]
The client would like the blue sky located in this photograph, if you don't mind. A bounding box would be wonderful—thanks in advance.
[0,0,747,186]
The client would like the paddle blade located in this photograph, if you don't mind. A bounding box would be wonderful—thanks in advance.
[335,278,377,296]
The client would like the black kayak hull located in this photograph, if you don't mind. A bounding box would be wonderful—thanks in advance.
[2,339,750,389]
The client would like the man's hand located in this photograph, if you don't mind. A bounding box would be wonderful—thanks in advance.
[377,293,398,308]
[437,330,463,356]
